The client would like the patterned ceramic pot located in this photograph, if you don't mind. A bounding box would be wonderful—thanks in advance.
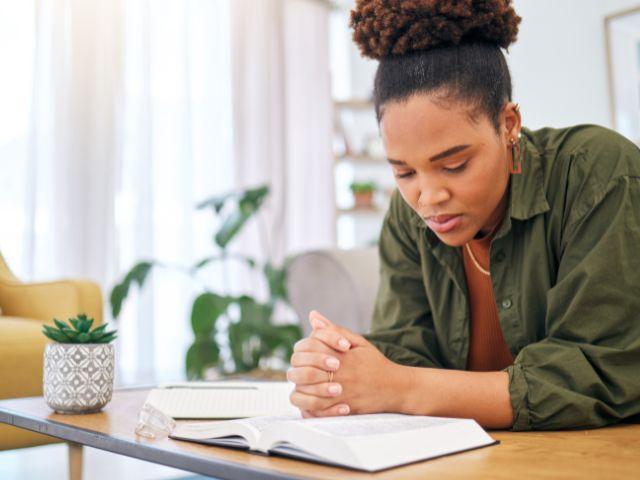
[43,343,115,414]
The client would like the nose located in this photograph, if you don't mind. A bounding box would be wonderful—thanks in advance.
[417,178,451,208]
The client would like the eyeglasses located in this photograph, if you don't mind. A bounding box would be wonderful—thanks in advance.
[134,401,176,440]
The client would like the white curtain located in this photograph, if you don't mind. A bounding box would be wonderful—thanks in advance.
[0,0,334,383]
[231,0,335,264]
[1,0,234,383]
[116,0,234,382]
[20,0,122,282]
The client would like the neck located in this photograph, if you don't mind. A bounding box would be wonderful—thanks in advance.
[477,189,509,240]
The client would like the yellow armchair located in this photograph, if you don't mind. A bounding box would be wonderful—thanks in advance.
[0,252,103,450]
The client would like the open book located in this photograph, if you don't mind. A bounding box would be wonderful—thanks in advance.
[171,413,499,472]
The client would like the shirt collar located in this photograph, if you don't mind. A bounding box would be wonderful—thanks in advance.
[411,127,550,247]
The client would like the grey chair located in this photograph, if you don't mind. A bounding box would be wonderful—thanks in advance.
[286,247,379,336]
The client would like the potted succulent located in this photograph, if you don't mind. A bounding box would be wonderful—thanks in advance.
[349,181,378,208]
[42,314,117,414]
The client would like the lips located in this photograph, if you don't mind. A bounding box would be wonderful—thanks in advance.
[424,214,463,234]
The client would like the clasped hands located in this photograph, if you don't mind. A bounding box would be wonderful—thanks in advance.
[287,310,402,418]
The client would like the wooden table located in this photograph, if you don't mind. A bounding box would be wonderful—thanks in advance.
[0,389,638,479]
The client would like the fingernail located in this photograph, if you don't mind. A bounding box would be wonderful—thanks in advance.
[325,357,339,369]
[338,338,351,350]
[328,384,341,395]
[338,405,350,415]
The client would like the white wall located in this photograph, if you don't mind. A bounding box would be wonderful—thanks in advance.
[343,0,640,130]
[510,0,640,129]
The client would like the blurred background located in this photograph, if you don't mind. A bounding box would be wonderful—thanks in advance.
[2,0,640,387]
[1,0,639,476]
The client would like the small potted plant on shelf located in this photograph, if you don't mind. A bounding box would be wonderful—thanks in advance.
[349,181,378,208]
[42,314,117,414]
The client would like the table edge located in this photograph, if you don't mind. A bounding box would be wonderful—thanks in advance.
[0,407,303,480]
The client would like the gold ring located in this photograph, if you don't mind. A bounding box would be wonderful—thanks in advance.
[328,371,334,383]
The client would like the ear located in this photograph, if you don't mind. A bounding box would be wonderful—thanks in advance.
[502,102,522,143]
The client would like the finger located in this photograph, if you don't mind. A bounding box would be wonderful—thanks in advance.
[308,311,329,330]
[309,403,351,418]
[309,328,352,352]
[310,310,333,326]
[290,351,340,371]
[300,409,316,418]
[310,310,367,346]
[295,382,342,398]
[289,390,344,412]
[293,337,343,355]
[287,366,332,385]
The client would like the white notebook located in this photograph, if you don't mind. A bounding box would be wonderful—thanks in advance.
[171,413,499,472]
[144,381,298,419]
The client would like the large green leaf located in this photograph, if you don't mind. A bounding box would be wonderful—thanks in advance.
[226,295,293,372]
[192,254,257,271]
[241,185,270,207]
[236,295,273,328]
[213,185,270,249]
[228,320,260,373]
[190,292,232,337]
[196,190,237,214]
[260,324,302,360]
[110,261,155,319]
[185,338,220,379]
[197,184,269,215]
[214,209,248,249]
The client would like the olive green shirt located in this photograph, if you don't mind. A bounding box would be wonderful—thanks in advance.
[364,124,640,431]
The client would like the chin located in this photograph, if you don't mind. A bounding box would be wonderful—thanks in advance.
[434,233,469,247]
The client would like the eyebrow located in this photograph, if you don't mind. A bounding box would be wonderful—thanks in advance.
[387,144,471,165]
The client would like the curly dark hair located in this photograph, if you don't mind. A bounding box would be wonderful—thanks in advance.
[350,0,522,132]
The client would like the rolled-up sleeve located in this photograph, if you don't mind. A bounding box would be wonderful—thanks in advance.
[364,192,444,369]
[505,175,640,430]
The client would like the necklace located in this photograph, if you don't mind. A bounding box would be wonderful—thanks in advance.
[465,243,490,276]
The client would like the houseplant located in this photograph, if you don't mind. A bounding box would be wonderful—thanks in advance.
[110,185,302,379]
[42,314,117,414]
[349,181,378,208]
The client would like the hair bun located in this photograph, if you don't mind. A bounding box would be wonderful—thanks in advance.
[350,0,522,60]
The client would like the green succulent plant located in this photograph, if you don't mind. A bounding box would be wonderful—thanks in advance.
[42,314,117,344]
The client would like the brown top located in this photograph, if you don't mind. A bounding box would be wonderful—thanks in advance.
[463,230,514,371]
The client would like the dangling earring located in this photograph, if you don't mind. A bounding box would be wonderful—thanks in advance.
[509,136,522,174]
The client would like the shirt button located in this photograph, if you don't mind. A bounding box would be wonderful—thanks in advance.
[495,251,506,262]
[501,299,512,309]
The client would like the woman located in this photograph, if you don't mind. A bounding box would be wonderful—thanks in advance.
[287,0,640,430]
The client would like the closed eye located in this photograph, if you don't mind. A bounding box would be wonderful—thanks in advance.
[394,170,415,179]
[443,160,469,173]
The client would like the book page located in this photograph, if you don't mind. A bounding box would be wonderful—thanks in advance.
[259,413,496,472]
[237,413,303,434]
[298,414,456,437]
[171,413,303,451]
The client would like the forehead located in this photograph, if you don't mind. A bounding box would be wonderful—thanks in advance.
[380,94,491,159]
